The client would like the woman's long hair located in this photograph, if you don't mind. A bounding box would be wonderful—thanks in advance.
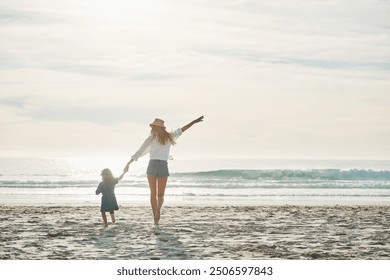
[151,126,176,145]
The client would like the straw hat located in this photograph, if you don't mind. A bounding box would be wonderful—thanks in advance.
[149,118,166,129]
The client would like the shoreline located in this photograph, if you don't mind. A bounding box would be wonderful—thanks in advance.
[1,196,389,207]
[1,204,389,260]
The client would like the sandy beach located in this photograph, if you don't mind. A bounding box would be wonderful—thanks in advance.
[0,204,389,260]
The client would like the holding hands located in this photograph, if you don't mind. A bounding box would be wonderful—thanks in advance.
[123,162,131,173]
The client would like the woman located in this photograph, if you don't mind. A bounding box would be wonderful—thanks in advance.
[124,116,204,225]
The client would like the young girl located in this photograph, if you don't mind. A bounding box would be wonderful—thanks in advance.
[95,168,126,227]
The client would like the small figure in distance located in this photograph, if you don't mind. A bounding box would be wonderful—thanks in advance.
[96,168,126,227]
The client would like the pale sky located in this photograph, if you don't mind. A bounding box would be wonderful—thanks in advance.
[0,0,389,159]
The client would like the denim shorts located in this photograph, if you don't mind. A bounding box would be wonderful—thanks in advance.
[147,160,169,177]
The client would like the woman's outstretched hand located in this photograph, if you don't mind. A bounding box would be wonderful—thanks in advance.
[182,115,204,132]
[193,116,204,124]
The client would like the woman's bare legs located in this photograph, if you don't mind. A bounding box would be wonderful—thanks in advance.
[147,175,168,225]
[148,176,158,224]
[156,177,168,224]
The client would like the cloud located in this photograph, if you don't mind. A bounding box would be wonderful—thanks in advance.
[44,62,120,77]
[2,0,389,77]
[26,105,150,126]
[195,48,390,73]
[127,72,185,81]
[0,97,26,108]
[0,0,389,158]
[0,9,65,25]
[290,59,390,72]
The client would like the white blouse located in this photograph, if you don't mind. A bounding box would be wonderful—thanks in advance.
[131,128,182,161]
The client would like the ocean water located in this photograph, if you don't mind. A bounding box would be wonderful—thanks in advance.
[0,157,389,205]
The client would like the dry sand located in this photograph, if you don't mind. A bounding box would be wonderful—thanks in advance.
[0,205,389,260]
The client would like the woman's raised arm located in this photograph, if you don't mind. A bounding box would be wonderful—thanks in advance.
[181,116,204,132]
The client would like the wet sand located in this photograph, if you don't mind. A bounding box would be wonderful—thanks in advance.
[0,205,389,259]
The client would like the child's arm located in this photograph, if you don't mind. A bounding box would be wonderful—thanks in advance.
[117,171,126,181]
[124,159,133,173]
[95,183,102,195]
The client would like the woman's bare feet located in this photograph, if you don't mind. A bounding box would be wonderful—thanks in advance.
[153,210,160,225]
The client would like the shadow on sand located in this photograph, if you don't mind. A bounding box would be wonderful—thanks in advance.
[153,226,195,259]
[96,225,119,249]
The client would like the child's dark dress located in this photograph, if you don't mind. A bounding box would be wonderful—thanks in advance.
[95,179,119,212]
